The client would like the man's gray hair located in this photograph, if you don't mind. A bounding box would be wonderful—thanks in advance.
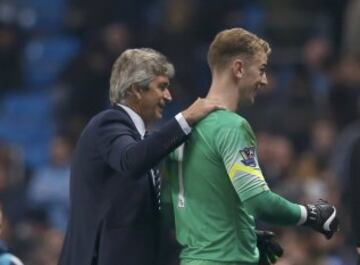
[109,48,175,104]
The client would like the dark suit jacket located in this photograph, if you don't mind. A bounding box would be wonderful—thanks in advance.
[58,105,188,265]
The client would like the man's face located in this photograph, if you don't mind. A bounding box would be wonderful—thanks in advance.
[138,75,172,125]
[239,51,268,105]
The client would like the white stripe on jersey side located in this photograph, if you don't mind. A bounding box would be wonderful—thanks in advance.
[177,144,185,208]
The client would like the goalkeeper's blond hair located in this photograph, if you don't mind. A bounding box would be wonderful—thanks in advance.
[207,28,271,72]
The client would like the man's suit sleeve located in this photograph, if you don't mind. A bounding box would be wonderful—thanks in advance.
[96,116,188,176]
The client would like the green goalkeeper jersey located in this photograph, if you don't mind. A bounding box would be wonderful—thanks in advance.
[165,110,270,264]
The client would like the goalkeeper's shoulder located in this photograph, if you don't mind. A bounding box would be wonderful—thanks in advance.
[197,110,250,130]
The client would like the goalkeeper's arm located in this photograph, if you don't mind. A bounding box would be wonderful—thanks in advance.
[243,190,339,239]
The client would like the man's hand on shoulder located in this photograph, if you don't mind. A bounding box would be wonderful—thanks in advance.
[181,97,226,126]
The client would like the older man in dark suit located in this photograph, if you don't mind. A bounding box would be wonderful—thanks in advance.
[58,48,223,265]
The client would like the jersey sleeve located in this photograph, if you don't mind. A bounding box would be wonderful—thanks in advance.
[215,120,269,202]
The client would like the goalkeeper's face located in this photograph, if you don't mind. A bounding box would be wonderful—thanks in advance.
[238,51,268,105]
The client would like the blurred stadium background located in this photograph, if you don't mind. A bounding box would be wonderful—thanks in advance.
[0,0,359,264]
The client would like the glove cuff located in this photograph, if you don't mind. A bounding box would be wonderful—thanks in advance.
[297,205,307,225]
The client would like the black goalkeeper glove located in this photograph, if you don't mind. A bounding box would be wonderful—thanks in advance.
[303,199,339,239]
[256,230,284,265]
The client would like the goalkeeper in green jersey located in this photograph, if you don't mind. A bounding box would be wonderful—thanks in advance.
[163,28,339,265]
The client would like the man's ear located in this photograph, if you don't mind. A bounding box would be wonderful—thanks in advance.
[232,58,245,79]
[128,85,142,99]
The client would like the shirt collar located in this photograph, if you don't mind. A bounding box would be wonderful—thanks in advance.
[117,104,146,139]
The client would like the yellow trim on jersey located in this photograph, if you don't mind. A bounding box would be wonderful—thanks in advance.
[229,163,264,180]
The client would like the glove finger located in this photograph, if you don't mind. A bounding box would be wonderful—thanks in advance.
[324,230,334,239]
[324,218,338,239]
[256,230,275,240]
[262,247,278,264]
[267,240,284,257]
[330,216,339,232]
[265,251,278,263]
[258,252,271,265]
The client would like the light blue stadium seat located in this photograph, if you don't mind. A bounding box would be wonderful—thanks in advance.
[23,36,80,87]
[17,0,66,32]
[0,91,54,168]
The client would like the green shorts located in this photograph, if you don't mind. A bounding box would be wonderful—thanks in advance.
[180,259,257,265]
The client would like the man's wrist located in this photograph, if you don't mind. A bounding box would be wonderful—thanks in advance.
[175,113,192,135]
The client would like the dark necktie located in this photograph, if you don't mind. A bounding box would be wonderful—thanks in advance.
[144,131,161,210]
[151,167,161,210]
